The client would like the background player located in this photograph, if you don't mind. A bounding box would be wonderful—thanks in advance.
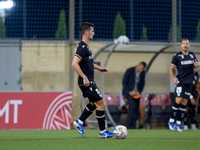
[168,38,200,132]
[71,22,115,138]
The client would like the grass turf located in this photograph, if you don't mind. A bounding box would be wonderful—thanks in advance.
[0,129,200,150]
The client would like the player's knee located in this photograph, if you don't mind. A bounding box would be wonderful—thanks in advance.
[181,99,188,106]
[175,97,182,104]
[95,99,106,110]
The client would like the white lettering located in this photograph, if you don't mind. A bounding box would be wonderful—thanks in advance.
[181,60,194,65]
[0,100,22,124]
[0,101,9,123]
[10,100,23,124]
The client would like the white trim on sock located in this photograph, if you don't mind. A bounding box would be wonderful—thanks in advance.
[100,129,106,134]
[184,125,188,130]
[191,124,196,129]
[176,120,181,125]
[169,118,174,122]
[78,119,83,125]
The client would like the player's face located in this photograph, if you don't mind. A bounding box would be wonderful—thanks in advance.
[87,27,95,40]
[180,40,190,53]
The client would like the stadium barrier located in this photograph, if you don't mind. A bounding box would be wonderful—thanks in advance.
[0,91,72,130]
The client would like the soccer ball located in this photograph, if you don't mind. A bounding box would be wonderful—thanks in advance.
[113,125,128,139]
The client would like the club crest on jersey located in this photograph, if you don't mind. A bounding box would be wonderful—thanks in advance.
[189,54,194,59]
[178,54,184,59]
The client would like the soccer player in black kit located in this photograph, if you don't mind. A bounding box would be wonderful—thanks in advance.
[71,22,115,138]
[168,39,200,132]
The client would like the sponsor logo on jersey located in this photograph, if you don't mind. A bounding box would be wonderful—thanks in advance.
[181,60,194,65]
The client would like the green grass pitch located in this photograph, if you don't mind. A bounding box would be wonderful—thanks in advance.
[0,129,200,150]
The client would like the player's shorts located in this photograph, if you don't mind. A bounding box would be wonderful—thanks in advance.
[174,83,193,100]
[79,81,103,102]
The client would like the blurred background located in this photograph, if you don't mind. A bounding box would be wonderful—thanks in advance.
[0,0,200,129]
[0,0,200,41]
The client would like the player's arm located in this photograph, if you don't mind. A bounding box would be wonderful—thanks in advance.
[94,63,109,74]
[194,59,200,68]
[71,56,89,86]
[169,65,178,85]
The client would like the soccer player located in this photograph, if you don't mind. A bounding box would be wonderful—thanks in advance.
[168,38,200,132]
[71,22,115,138]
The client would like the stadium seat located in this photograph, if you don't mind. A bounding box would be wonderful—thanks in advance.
[160,94,171,107]
[149,95,165,126]
[140,95,145,105]
[105,93,122,124]
[151,105,165,126]
[115,94,121,106]
[160,94,172,128]
[107,105,122,123]
[150,95,162,106]
[105,94,117,106]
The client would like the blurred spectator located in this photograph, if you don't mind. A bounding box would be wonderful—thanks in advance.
[183,67,200,130]
[122,62,147,129]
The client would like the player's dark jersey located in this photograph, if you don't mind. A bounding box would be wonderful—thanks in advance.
[171,51,198,84]
[75,41,94,85]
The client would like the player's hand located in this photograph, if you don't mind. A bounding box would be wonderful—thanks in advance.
[83,77,90,87]
[194,59,200,67]
[99,67,109,74]
[129,91,139,96]
[172,77,179,85]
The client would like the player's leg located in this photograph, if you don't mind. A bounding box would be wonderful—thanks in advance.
[169,84,183,131]
[132,98,140,129]
[183,107,189,130]
[73,102,96,136]
[139,105,145,129]
[94,99,115,138]
[168,97,182,130]
[73,85,97,136]
[176,98,187,132]
[190,104,197,130]
[126,96,135,129]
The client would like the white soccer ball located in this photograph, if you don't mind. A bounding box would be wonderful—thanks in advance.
[113,125,128,139]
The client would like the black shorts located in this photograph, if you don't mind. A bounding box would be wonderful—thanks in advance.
[79,81,103,102]
[174,83,193,100]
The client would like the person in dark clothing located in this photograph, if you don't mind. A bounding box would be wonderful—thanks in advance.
[72,22,115,138]
[122,62,147,129]
[168,39,200,132]
[183,67,200,130]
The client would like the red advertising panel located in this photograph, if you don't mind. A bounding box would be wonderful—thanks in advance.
[0,91,72,129]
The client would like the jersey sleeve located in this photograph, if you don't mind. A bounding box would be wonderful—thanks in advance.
[75,45,87,60]
[171,54,178,66]
[193,52,198,61]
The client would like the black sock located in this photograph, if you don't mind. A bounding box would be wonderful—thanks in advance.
[183,112,188,125]
[190,105,196,124]
[79,103,96,123]
[170,102,180,120]
[96,110,106,131]
[177,104,187,122]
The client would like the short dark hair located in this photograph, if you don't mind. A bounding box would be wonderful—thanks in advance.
[80,22,95,35]
[139,61,147,68]
[181,38,189,43]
